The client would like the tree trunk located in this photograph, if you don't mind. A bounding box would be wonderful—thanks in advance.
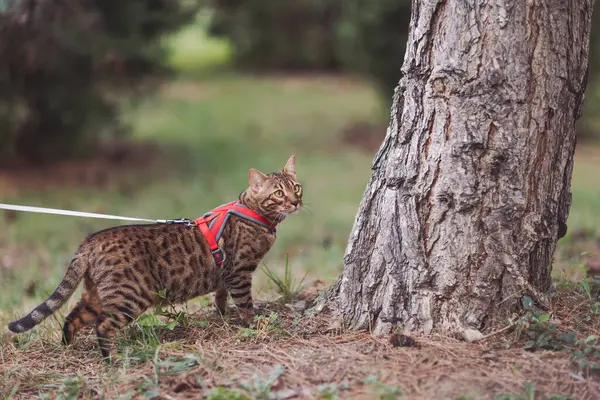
[320,0,595,338]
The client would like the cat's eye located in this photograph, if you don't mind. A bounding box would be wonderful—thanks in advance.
[274,190,284,198]
[294,184,302,194]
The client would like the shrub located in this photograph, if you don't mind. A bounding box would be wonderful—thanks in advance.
[336,0,411,100]
[579,13,600,141]
[208,0,411,98]
[209,0,343,71]
[0,0,198,164]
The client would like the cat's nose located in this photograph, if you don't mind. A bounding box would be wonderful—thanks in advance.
[291,200,299,207]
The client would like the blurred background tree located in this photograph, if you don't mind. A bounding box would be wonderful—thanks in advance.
[3,0,598,166]
[335,0,411,99]
[208,0,343,71]
[579,9,600,141]
[209,0,412,99]
[0,0,198,164]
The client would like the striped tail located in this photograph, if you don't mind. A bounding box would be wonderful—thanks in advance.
[8,257,84,333]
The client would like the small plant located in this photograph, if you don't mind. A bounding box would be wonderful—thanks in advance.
[363,375,402,400]
[513,296,600,374]
[120,288,194,360]
[238,364,285,399]
[570,335,600,372]
[38,375,85,400]
[255,312,281,330]
[317,380,350,399]
[239,327,258,339]
[494,381,536,400]
[154,353,202,377]
[261,255,306,303]
[573,252,597,300]
[2,383,20,400]
[238,312,286,341]
[136,376,159,399]
[153,288,192,329]
[205,387,251,400]
[192,319,211,328]
[495,382,571,400]
[114,392,136,400]
[515,296,563,351]
[558,251,599,301]
[12,329,37,350]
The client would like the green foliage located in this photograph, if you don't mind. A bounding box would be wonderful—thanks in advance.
[316,380,350,400]
[238,311,286,340]
[514,295,600,374]
[493,381,571,400]
[209,0,342,71]
[0,0,198,163]
[118,289,196,361]
[237,364,285,399]
[362,375,403,399]
[154,353,202,376]
[165,10,233,75]
[494,382,536,400]
[579,14,600,141]
[205,387,251,400]
[128,311,191,358]
[336,0,411,99]
[37,375,85,400]
[208,0,600,137]
[209,0,412,97]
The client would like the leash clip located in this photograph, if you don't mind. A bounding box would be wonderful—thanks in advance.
[163,218,194,227]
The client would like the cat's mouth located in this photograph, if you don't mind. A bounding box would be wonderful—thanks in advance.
[286,205,302,215]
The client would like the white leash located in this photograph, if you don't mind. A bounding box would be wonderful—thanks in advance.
[0,203,170,224]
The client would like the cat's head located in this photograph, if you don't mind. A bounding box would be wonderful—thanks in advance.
[245,155,303,222]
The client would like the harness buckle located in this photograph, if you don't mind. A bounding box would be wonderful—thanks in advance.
[211,248,225,265]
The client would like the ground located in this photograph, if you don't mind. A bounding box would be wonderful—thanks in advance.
[2,281,599,399]
[2,15,600,400]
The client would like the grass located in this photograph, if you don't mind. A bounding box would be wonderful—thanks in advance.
[0,73,380,313]
[1,285,599,399]
[260,255,307,304]
[1,12,600,400]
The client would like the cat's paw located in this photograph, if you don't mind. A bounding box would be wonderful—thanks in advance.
[214,306,229,317]
[237,313,255,328]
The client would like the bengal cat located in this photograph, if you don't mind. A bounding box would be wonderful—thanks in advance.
[8,155,302,361]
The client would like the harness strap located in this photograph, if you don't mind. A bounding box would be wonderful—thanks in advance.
[194,201,276,266]
[196,214,225,265]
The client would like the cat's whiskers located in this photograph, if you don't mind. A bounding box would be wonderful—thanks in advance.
[300,209,313,218]
[299,203,314,217]
[273,211,285,223]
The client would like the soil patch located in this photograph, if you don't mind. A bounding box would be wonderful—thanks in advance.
[0,140,168,196]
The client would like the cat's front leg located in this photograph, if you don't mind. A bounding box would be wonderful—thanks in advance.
[224,266,256,326]
[213,283,228,316]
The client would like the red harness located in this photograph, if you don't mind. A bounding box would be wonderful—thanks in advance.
[194,201,277,265]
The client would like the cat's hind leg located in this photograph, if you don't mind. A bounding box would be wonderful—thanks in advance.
[62,280,101,346]
[94,284,151,362]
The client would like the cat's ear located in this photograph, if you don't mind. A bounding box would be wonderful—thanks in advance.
[248,168,268,192]
[282,155,296,177]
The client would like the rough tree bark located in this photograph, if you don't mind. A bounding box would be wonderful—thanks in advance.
[318,0,595,338]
